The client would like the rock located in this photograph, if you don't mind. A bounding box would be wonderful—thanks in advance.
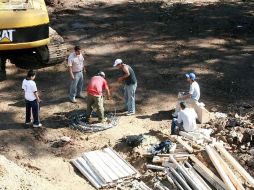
[226,118,237,127]
[211,107,217,112]
[250,148,254,156]
[227,137,234,144]
[235,113,240,118]
[247,160,254,169]
[239,159,246,166]
[60,136,71,142]
[219,136,227,142]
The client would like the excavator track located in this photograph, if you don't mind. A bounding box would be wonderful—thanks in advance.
[47,27,67,65]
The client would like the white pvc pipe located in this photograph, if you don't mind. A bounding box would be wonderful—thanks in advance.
[170,155,202,190]
[146,164,165,171]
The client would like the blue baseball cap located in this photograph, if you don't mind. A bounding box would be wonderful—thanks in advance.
[185,73,196,80]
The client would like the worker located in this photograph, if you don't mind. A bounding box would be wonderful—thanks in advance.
[86,71,111,123]
[22,70,42,128]
[113,58,137,116]
[171,102,197,135]
[68,45,87,103]
[172,72,200,117]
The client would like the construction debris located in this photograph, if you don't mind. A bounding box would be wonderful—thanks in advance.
[69,104,254,190]
[131,180,152,190]
[72,148,141,189]
[142,132,254,189]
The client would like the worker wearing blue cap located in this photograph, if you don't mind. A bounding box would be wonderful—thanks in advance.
[172,72,200,117]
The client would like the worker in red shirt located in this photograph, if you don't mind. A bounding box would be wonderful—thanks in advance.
[86,71,111,122]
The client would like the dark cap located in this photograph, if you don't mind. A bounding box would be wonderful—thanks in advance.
[74,45,81,51]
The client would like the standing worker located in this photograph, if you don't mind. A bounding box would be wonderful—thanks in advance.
[22,70,42,128]
[113,59,137,116]
[173,72,200,117]
[68,45,87,103]
[86,72,111,123]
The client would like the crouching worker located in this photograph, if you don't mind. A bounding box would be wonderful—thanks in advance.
[171,102,197,135]
[86,72,111,123]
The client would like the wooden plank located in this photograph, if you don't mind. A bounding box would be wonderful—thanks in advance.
[190,155,226,190]
[179,131,197,141]
[206,145,236,190]
[215,143,254,188]
[175,137,193,153]
[143,153,191,157]
[211,147,245,190]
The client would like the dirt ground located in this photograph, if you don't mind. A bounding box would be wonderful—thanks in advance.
[0,0,254,189]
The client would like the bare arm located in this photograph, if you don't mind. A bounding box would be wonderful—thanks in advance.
[105,86,111,99]
[117,65,130,83]
[83,66,87,73]
[182,93,191,100]
[68,66,74,80]
[34,91,41,102]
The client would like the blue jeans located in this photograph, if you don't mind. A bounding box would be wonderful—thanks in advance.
[25,100,40,125]
[124,83,137,113]
[69,72,84,99]
[171,118,183,135]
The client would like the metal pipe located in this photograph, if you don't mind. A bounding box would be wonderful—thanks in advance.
[170,155,202,190]
[167,165,192,190]
[167,173,184,190]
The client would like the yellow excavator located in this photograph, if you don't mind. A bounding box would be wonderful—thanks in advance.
[0,0,66,72]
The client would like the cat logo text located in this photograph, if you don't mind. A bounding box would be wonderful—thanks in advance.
[0,30,15,43]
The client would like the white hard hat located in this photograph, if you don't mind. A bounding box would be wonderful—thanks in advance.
[113,59,123,67]
[98,71,105,78]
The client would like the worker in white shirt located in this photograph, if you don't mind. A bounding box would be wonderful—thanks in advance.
[22,70,42,127]
[172,72,200,117]
[171,102,197,135]
[68,45,87,103]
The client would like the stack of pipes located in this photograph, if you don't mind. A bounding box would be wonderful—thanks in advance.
[145,153,223,190]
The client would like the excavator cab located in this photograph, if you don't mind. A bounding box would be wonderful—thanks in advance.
[0,0,66,69]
